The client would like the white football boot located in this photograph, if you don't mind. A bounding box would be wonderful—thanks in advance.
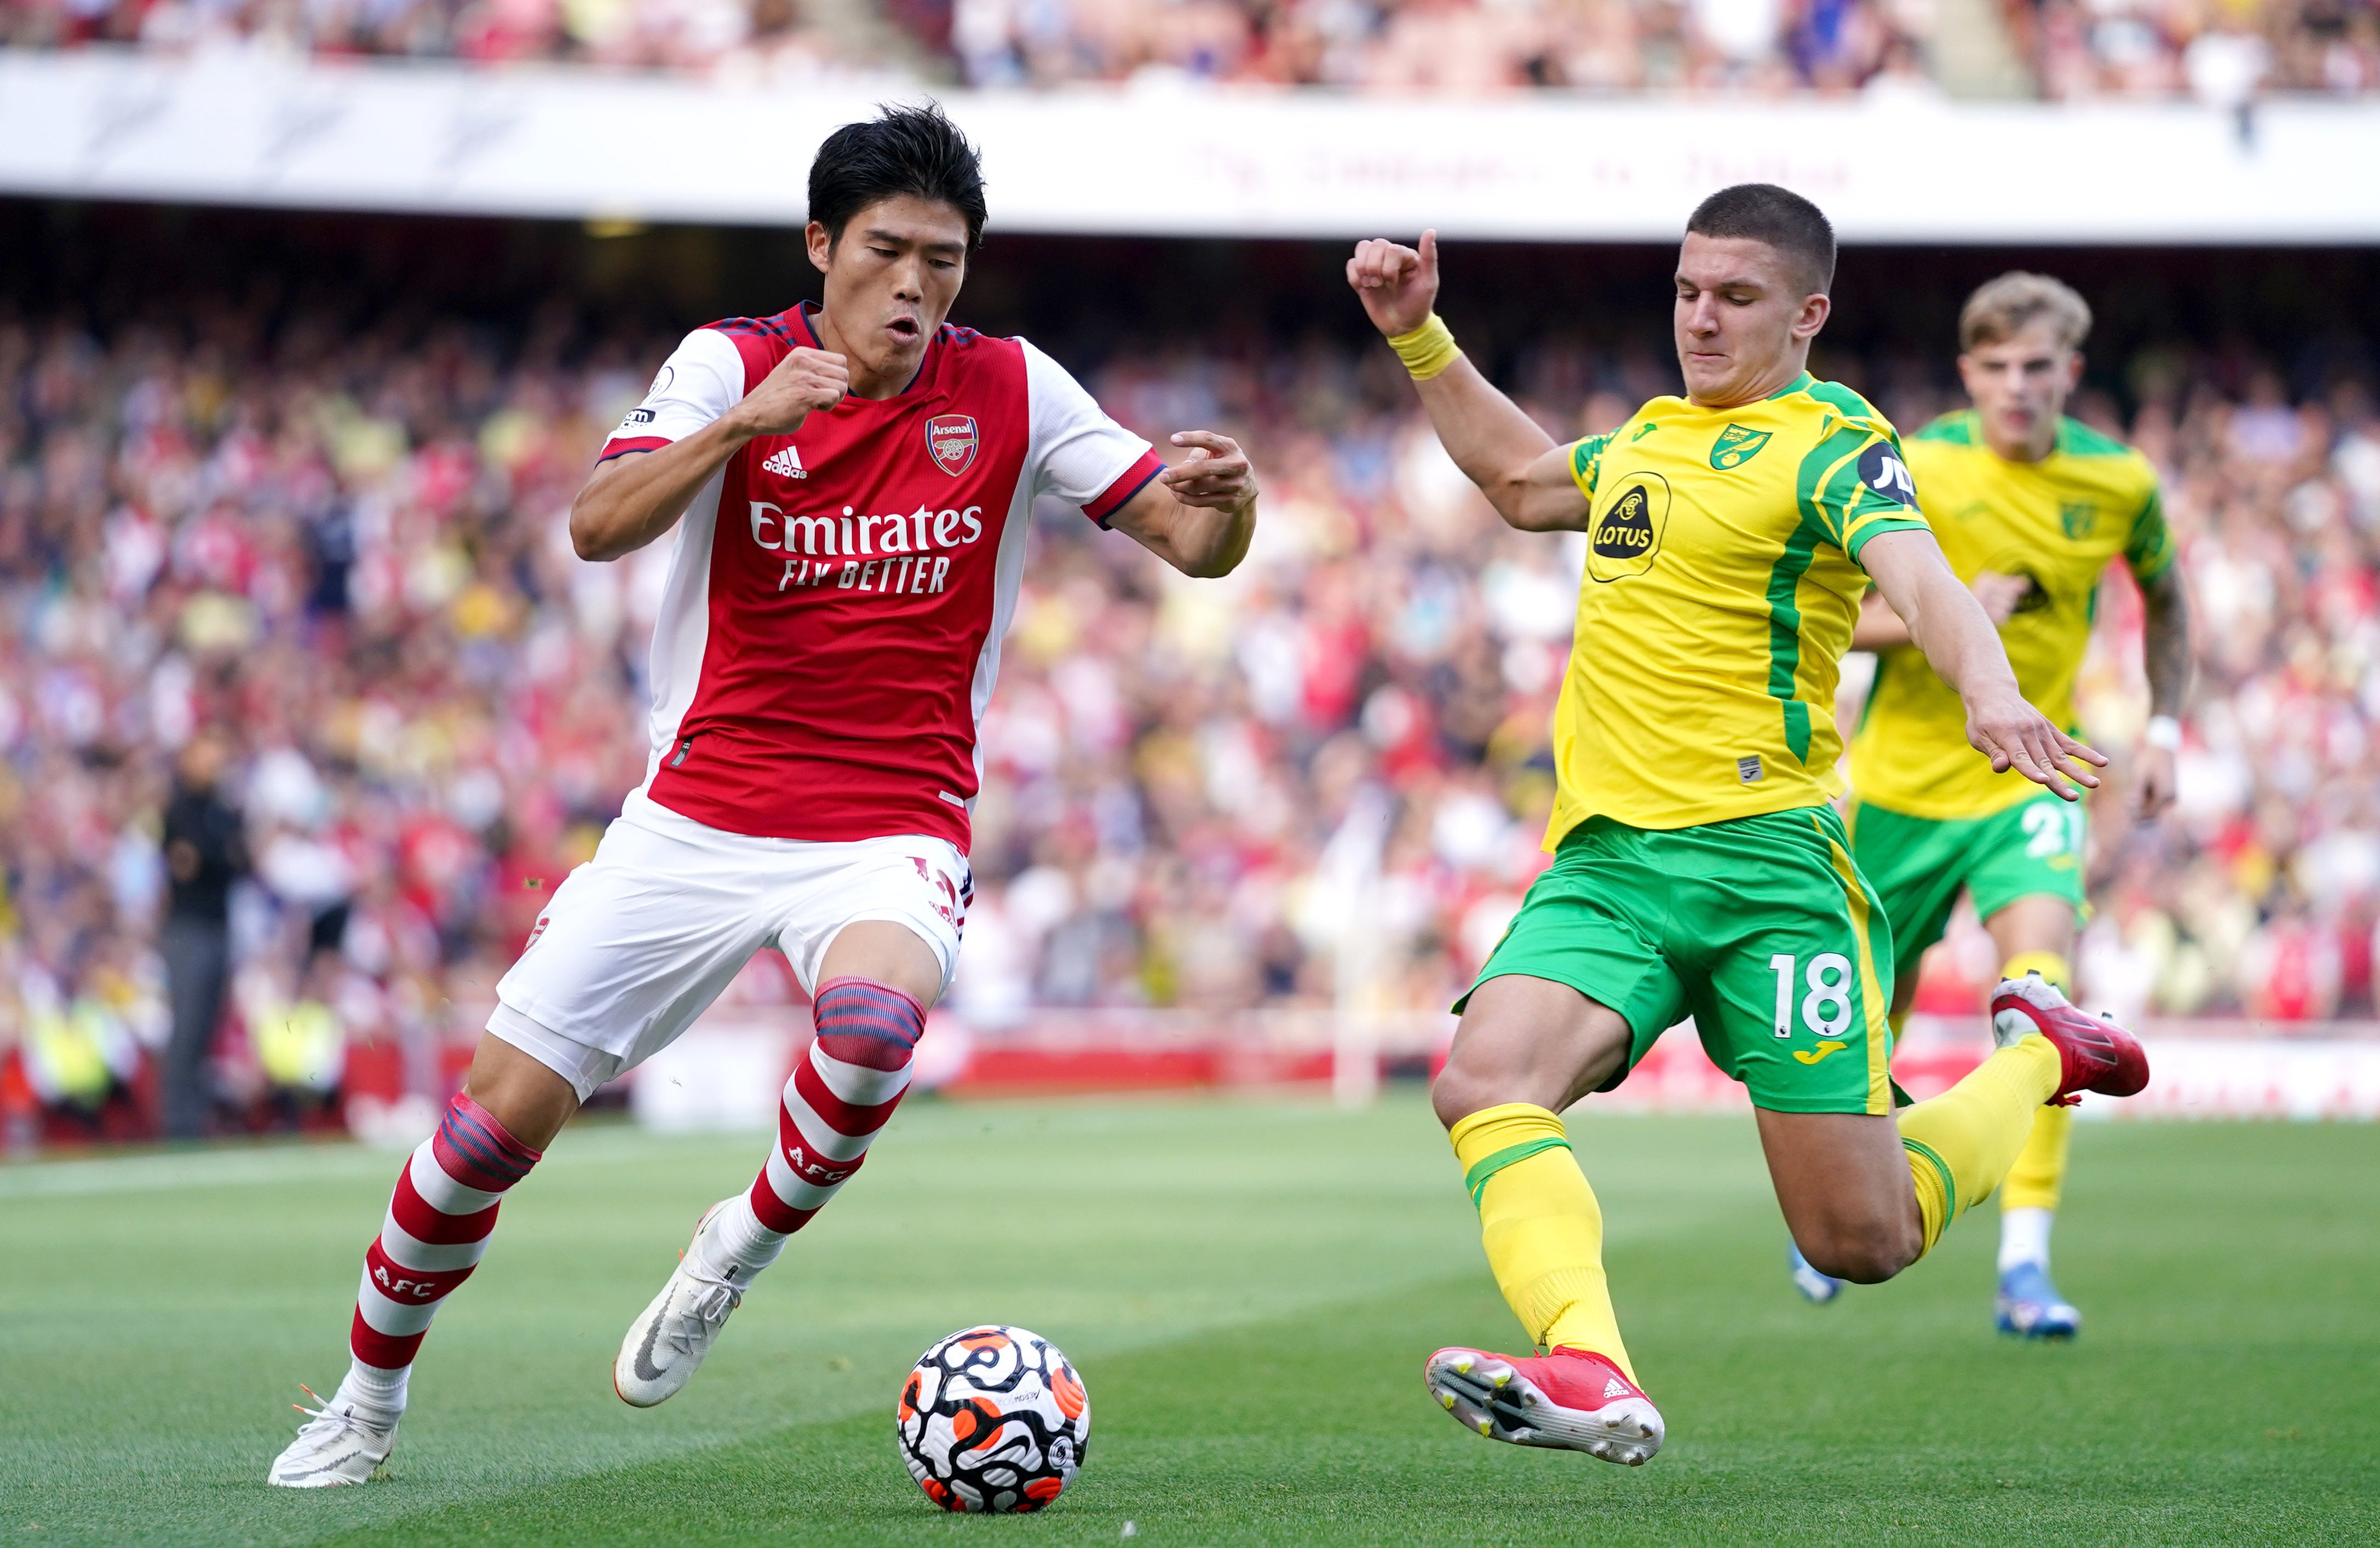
[267,1388,399,1487]
[613,1198,751,1408]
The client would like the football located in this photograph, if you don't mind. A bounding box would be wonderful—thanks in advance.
[895,1325,1090,1512]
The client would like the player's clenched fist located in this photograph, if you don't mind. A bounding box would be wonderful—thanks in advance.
[733,347,849,438]
[1161,431,1257,513]
[1347,230,1442,338]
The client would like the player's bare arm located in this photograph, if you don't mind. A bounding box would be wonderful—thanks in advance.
[1346,232,1588,532]
[1107,430,1261,577]
[1860,528,2107,800]
[2135,563,2191,817]
[1850,569,2029,649]
[570,347,850,561]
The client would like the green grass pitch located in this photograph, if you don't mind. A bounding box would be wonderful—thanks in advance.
[2,1092,2372,1545]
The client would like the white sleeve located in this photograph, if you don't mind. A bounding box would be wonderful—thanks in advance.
[1021,339,1163,527]
[597,328,746,460]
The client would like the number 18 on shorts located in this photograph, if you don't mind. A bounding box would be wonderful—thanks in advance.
[1460,807,1895,1116]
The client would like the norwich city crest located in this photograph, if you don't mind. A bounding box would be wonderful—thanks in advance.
[1710,423,1772,470]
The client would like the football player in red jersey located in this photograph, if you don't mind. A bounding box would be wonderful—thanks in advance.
[269,104,1259,1488]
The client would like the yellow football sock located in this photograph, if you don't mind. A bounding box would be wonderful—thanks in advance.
[2000,950,2072,993]
[1449,1103,1636,1384]
[2000,1102,2074,1212]
[1993,952,2074,1213]
[1896,1035,2062,1258]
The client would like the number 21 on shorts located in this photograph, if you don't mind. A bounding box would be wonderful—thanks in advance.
[1769,953,1854,1039]
[2021,799,2083,861]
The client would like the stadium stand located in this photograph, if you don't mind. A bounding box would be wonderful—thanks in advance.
[0,215,2373,1142]
[3,0,2374,99]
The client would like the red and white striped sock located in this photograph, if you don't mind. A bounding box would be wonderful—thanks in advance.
[702,976,925,1277]
[330,1092,542,1419]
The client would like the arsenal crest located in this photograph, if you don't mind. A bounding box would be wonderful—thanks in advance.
[925,413,978,476]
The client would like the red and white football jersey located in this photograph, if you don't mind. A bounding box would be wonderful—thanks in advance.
[596,302,1162,851]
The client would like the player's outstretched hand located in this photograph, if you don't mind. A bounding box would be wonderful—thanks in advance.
[1964,685,2108,802]
[734,347,848,438]
[1347,231,1440,338]
[1162,431,1257,513]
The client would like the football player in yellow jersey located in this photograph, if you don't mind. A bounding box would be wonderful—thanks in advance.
[1783,273,2191,1336]
[1346,186,2149,1467]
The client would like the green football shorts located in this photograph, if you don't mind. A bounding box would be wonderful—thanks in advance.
[1457,805,1896,1116]
[1847,791,2088,987]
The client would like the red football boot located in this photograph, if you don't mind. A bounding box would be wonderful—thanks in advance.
[1423,1345,1664,1465]
[1990,972,2149,1103]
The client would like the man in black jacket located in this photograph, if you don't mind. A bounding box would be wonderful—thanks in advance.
[159,731,247,1139]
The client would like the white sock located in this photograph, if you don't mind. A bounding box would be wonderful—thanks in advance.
[333,1359,409,1422]
[1998,1206,2053,1273]
[696,1193,791,1281]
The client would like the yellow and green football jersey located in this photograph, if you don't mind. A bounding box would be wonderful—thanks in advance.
[1544,372,1928,842]
[1848,412,2174,822]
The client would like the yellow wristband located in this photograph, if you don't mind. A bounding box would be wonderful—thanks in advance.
[1387,313,1462,381]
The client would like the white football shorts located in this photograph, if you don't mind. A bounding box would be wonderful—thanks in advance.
[489,789,970,1100]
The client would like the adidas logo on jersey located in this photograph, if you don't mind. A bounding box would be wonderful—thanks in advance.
[1602,1377,1632,1400]
[762,446,807,480]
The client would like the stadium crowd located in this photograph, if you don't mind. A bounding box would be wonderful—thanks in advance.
[1,285,2376,1143]
[4,0,2376,99]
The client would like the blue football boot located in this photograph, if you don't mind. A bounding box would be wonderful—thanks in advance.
[1994,1261,2082,1338]
[1785,1240,1846,1304]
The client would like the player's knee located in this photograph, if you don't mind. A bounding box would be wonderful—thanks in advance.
[1430,1063,1520,1132]
[462,1033,581,1150]
[1429,1069,1481,1132]
[1798,1219,1922,1284]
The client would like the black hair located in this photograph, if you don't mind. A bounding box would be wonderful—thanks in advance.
[1684,183,1836,296]
[807,102,988,251]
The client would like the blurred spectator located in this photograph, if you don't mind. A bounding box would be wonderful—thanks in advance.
[249,947,349,1126]
[6,0,2373,98]
[159,729,246,1137]
[17,967,139,1125]
[2020,0,2380,101]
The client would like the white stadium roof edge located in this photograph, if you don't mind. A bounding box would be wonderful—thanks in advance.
[4,53,2379,245]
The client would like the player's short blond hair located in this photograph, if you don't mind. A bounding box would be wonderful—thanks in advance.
[1959,272,2092,354]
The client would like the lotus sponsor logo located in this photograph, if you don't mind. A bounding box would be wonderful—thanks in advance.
[1585,471,1672,583]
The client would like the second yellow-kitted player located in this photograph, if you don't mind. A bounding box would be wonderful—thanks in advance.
[1785,272,2192,1336]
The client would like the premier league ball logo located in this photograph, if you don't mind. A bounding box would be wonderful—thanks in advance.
[926,414,978,476]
